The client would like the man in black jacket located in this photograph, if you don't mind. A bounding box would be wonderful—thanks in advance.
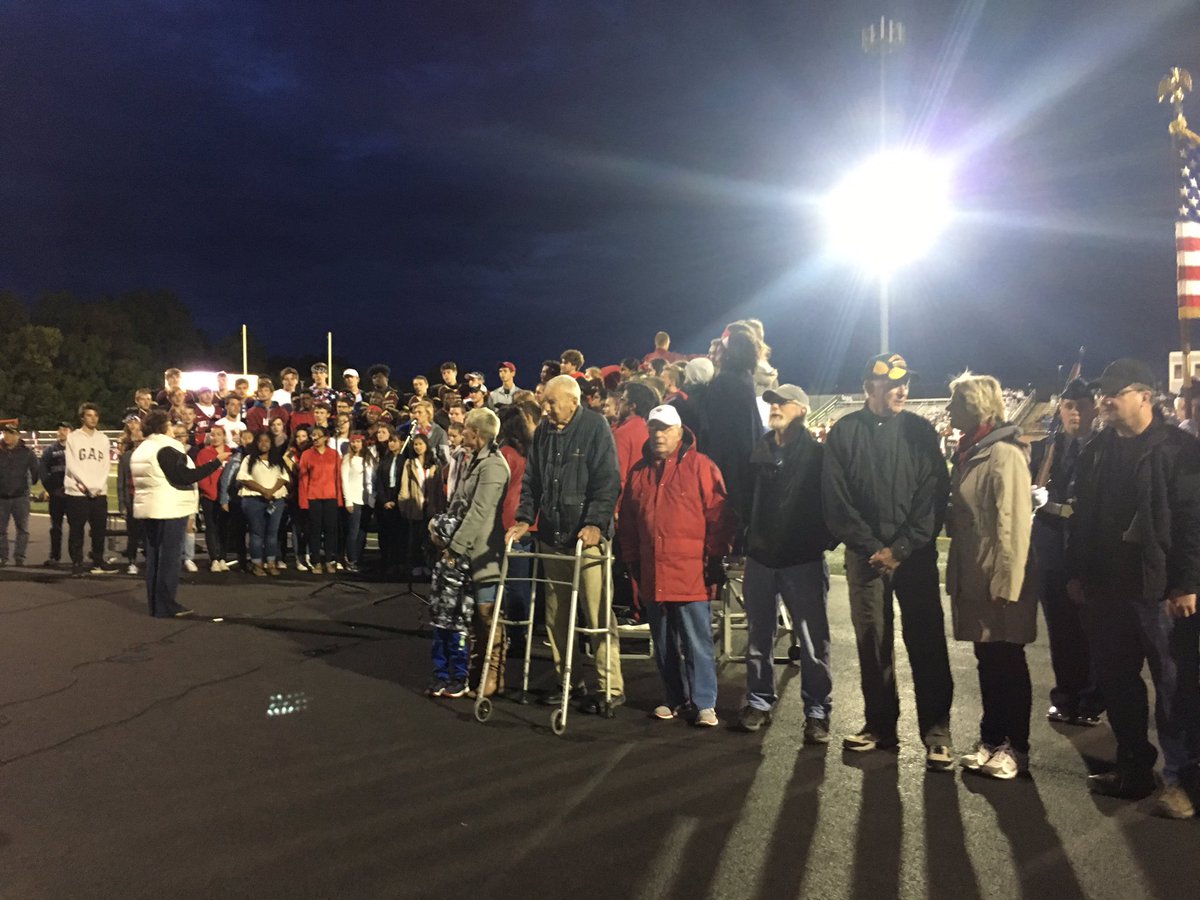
[822,353,955,770]
[38,422,71,566]
[507,375,625,713]
[1066,358,1200,817]
[1029,379,1103,726]
[0,423,41,566]
[737,385,835,743]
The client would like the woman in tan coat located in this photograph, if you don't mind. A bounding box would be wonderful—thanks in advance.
[945,373,1037,780]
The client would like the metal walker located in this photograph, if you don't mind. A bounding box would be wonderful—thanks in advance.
[473,538,616,735]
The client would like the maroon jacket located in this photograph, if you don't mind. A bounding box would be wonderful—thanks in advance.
[617,429,734,603]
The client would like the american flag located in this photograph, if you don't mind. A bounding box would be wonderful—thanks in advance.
[1177,139,1200,319]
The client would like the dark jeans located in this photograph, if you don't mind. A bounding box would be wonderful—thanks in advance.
[66,494,108,567]
[123,514,144,562]
[343,504,364,565]
[1084,585,1200,784]
[0,495,31,561]
[288,499,307,563]
[307,499,339,564]
[199,497,223,562]
[1038,566,1102,715]
[242,497,285,563]
[143,517,188,617]
[844,544,954,745]
[47,491,66,561]
[225,497,247,566]
[974,641,1032,753]
[504,535,534,627]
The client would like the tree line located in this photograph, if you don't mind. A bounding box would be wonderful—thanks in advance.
[0,290,275,429]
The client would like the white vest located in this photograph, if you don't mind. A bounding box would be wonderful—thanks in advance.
[131,433,200,520]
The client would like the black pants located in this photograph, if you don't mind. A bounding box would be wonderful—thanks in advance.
[844,544,954,745]
[47,491,67,561]
[199,497,223,562]
[124,514,144,562]
[66,495,107,567]
[378,506,403,572]
[307,499,339,564]
[225,497,247,566]
[1038,566,1102,716]
[975,641,1032,753]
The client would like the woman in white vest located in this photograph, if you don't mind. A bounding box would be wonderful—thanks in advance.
[131,410,223,618]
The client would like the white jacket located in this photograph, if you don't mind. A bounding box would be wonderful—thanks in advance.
[341,454,366,506]
[131,433,200,520]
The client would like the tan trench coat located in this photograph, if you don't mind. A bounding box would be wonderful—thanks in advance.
[945,433,1038,644]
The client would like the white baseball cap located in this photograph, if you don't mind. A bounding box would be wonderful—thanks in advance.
[343,368,360,378]
[646,404,682,428]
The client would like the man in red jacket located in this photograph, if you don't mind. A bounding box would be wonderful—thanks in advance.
[618,404,734,727]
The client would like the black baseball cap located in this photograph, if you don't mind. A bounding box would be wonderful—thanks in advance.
[864,353,914,384]
[1089,358,1156,396]
[1060,378,1094,402]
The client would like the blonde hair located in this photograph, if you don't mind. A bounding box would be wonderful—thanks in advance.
[949,372,1006,426]
[465,407,500,443]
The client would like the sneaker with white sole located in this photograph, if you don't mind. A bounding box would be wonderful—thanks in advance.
[295,560,309,572]
[959,742,998,771]
[979,742,1027,780]
[696,708,718,727]
[925,744,956,772]
[126,563,138,576]
[183,559,198,573]
[843,728,899,752]
[652,704,678,720]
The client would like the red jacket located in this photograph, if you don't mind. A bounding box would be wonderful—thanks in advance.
[612,415,649,494]
[298,446,343,508]
[617,429,734,602]
[499,445,532,533]
[195,446,228,501]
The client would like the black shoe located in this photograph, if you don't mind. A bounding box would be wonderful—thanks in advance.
[1088,770,1157,800]
[803,716,832,745]
[737,705,773,732]
[1047,705,1076,723]
[579,692,625,715]
[0,558,6,568]
[173,607,196,618]
[540,683,586,706]
[43,559,60,568]
[71,564,87,577]
[14,557,25,566]
[1072,712,1103,727]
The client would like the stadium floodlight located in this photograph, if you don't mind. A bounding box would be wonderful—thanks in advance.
[822,149,953,351]
[823,149,952,275]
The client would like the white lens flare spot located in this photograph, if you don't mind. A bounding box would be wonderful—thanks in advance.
[823,151,953,275]
[267,692,309,717]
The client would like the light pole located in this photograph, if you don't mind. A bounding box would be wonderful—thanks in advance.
[862,16,905,353]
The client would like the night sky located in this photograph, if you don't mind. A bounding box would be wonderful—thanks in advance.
[2,0,1197,392]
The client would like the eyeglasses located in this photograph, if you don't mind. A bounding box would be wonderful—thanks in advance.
[1100,387,1146,399]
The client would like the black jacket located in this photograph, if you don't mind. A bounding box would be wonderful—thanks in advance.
[822,406,949,561]
[39,441,66,494]
[0,441,39,498]
[747,427,835,567]
[517,406,620,548]
[1067,417,1200,601]
[698,371,762,522]
[1028,430,1086,572]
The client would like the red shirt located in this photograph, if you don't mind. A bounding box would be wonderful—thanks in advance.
[298,446,343,508]
[499,445,529,532]
[195,445,228,501]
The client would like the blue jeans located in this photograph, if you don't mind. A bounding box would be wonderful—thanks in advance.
[432,627,469,683]
[142,516,188,617]
[744,556,832,717]
[644,598,719,710]
[504,535,534,626]
[1085,585,1200,784]
[0,495,31,560]
[243,497,285,563]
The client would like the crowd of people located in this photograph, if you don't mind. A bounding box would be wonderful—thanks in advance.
[1,324,1199,821]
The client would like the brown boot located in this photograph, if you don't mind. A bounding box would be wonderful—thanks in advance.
[470,603,508,697]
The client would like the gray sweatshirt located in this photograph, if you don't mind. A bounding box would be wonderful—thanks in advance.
[65,429,112,497]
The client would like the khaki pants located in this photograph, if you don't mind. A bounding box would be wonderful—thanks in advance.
[540,540,624,695]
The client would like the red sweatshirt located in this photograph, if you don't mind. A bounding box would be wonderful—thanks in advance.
[298,446,343,508]
[195,446,229,501]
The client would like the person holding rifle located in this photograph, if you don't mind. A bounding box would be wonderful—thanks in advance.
[1029,378,1103,727]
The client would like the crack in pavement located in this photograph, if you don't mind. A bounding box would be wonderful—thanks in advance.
[0,665,264,768]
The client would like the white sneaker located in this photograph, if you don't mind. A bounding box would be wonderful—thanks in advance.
[183,559,198,573]
[276,560,288,570]
[295,560,309,572]
[979,742,1027,780]
[959,742,997,771]
[210,560,224,572]
[126,563,138,576]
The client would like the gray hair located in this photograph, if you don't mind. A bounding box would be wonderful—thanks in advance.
[464,407,500,443]
[545,374,582,401]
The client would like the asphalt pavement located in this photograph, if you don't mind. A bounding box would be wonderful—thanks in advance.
[1,515,1197,899]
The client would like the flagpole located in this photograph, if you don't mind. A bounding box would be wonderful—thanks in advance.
[1161,67,1196,389]
[327,331,333,378]
[242,324,248,375]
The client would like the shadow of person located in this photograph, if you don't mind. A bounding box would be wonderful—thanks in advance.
[845,753,903,900]
[753,749,828,900]
[923,773,982,900]
[963,775,1088,900]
